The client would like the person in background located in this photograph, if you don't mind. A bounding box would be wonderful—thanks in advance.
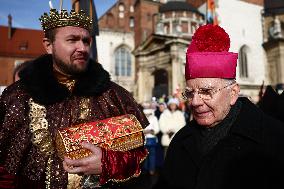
[13,61,32,82]
[154,24,284,189]
[143,108,160,175]
[159,98,186,157]
[154,102,167,120]
[181,100,192,126]
[153,102,167,170]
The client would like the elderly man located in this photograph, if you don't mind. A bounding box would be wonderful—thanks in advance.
[0,7,148,189]
[154,24,284,189]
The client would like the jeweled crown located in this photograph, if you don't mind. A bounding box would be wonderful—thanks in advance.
[40,9,93,32]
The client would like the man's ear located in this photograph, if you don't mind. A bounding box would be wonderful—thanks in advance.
[230,83,240,105]
[42,38,53,54]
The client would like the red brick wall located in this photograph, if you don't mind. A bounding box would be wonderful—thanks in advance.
[0,57,31,86]
[186,0,206,8]
[98,0,135,32]
[186,0,263,7]
[241,0,264,6]
[134,0,160,47]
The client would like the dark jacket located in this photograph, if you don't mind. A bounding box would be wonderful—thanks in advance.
[154,97,284,189]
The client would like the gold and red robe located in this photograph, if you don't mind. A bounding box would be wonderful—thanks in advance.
[0,54,148,189]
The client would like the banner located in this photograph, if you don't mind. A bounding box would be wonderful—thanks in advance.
[207,0,218,25]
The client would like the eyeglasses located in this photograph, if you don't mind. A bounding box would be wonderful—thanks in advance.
[182,81,236,101]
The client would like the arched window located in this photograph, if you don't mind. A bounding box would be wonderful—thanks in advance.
[129,16,134,28]
[239,45,249,78]
[106,13,114,27]
[115,47,132,76]
[118,3,125,18]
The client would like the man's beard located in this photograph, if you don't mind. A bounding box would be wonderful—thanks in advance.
[53,54,88,76]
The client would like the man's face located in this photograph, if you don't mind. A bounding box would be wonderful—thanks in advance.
[48,26,91,75]
[186,78,239,127]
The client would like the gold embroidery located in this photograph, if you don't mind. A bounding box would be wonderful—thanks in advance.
[67,174,83,189]
[53,66,76,92]
[29,98,54,189]
[55,114,144,160]
[78,98,91,121]
[58,79,75,91]
[45,157,53,189]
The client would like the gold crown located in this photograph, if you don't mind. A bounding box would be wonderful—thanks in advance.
[40,9,92,32]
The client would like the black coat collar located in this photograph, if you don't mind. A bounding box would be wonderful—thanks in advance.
[183,98,263,143]
[19,54,111,105]
[179,98,263,165]
[230,97,263,144]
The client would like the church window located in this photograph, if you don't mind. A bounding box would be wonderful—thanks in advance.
[130,17,134,28]
[118,3,125,18]
[130,5,134,12]
[118,3,125,11]
[181,21,188,33]
[115,47,132,76]
[106,13,115,27]
[239,45,249,78]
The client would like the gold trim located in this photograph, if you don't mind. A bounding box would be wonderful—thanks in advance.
[29,98,54,155]
[40,9,92,32]
[55,114,145,160]
[28,98,54,189]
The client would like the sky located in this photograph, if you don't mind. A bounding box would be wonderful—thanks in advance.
[0,0,117,30]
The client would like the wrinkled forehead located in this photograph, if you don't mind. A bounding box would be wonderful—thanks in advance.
[56,26,91,37]
[186,78,225,89]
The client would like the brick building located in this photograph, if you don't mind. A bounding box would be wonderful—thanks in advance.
[96,0,267,102]
[0,17,45,92]
[0,0,274,103]
[95,0,204,101]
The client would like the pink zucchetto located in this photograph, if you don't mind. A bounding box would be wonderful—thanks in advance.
[185,24,238,80]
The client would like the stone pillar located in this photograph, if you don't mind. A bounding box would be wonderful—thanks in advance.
[263,39,284,85]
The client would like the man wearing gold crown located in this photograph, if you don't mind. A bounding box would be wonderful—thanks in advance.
[0,8,148,189]
[154,24,284,189]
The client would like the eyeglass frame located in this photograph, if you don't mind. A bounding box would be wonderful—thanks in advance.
[182,80,237,101]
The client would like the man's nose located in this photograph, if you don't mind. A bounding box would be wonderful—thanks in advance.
[190,92,204,106]
[77,41,88,51]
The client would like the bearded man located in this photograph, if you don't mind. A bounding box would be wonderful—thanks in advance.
[0,8,148,189]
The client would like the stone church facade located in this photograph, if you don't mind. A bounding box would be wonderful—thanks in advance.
[262,0,284,91]
[96,0,281,103]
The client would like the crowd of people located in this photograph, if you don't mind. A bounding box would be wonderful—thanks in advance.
[141,96,188,176]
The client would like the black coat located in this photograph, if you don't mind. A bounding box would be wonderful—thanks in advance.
[154,98,284,189]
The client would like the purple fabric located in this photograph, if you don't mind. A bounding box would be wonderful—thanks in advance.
[185,52,238,79]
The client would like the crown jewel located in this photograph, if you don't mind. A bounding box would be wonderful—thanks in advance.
[40,9,93,32]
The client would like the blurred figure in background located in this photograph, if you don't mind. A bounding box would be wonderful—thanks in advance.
[154,102,167,170]
[182,100,192,125]
[258,85,279,118]
[143,108,160,175]
[13,61,32,82]
[159,98,186,157]
[154,102,167,120]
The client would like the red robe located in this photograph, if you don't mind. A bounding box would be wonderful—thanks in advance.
[0,54,148,189]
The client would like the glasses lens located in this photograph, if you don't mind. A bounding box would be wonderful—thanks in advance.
[183,89,194,100]
[198,89,213,100]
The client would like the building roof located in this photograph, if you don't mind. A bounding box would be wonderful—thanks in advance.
[159,1,202,15]
[0,26,45,58]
